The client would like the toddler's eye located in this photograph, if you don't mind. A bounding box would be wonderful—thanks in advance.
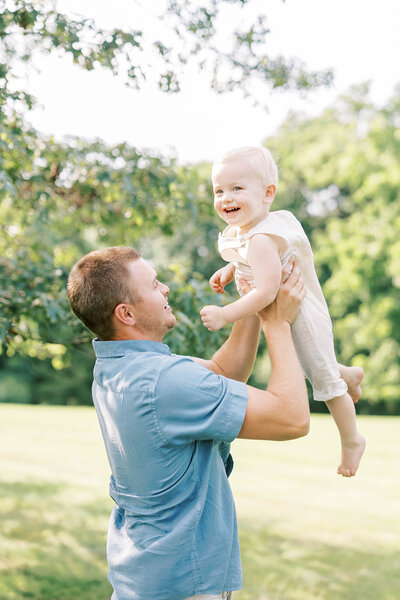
[215,189,223,195]
[233,186,241,191]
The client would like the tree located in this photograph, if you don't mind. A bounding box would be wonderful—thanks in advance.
[0,0,332,112]
[0,0,332,362]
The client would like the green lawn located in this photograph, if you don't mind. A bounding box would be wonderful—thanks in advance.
[1,405,399,600]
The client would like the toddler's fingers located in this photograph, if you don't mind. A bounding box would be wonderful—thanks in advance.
[220,275,231,287]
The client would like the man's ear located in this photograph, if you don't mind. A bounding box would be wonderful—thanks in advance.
[114,303,136,326]
[265,184,276,204]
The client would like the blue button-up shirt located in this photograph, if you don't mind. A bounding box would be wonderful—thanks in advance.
[92,339,248,600]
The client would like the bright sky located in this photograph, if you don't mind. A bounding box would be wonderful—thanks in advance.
[24,0,400,164]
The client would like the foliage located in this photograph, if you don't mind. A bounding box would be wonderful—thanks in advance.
[0,2,398,412]
[0,0,332,114]
[0,0,331,363]
[2,86,400,412]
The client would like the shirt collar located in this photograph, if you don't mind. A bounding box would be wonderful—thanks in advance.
[92,338,171,358]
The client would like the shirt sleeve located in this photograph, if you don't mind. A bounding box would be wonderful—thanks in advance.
[154,356,248,446]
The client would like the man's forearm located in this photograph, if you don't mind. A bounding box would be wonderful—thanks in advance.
[238,319,309,440]
[212,314,260,382]
[263,319,309,429]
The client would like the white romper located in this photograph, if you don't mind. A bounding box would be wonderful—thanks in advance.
[218,210,347,402]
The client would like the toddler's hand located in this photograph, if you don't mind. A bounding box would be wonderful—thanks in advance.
[200,305,228,331]
[209,264,235,294]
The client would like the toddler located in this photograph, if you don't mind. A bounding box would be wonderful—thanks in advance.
[200,146,366,477]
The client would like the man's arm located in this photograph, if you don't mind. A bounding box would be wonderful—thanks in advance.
[192,314,261,382]
[239,266,309,441]
[194,264,309,441]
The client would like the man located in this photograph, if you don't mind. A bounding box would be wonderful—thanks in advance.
[67,246,309,600]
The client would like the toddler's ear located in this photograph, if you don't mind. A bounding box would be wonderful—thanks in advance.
[265,184,276,204]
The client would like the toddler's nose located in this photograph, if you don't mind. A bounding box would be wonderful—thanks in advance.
[222,193,233,204]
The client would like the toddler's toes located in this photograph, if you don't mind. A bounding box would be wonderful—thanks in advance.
[337,464,354,477]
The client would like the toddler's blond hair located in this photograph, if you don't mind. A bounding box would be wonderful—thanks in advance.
[212,146,278,188]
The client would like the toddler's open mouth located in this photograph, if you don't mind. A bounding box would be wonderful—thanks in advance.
[225,207,240,213]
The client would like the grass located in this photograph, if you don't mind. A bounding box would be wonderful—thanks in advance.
[1,405,399,600]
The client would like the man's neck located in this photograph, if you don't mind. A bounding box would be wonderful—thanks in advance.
[110,329,164,343]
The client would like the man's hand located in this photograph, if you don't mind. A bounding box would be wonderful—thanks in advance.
[209,264,235,294]
[200,304,228,331]
[260,263,305,326]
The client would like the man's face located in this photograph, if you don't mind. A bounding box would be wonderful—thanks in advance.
[125,258,176,340]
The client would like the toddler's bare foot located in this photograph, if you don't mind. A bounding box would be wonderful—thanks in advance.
[340,365,364,403]
[337,433,366,477]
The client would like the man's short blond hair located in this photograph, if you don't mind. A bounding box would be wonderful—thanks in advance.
[212,146,278,188]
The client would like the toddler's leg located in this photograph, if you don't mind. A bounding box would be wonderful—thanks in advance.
[325,393,366,477]
[339,364,364,403]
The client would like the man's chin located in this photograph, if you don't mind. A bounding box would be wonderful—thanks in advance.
[168,315,177,329]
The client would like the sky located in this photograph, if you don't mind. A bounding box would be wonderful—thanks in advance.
[24,0,400,164]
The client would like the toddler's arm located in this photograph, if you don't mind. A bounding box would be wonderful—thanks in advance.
[200,234,282,331]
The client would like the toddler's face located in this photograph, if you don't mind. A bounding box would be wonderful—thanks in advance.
[212,157,275,233]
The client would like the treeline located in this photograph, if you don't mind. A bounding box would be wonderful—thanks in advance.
[1,3,399,413]
[1,86,400,413]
